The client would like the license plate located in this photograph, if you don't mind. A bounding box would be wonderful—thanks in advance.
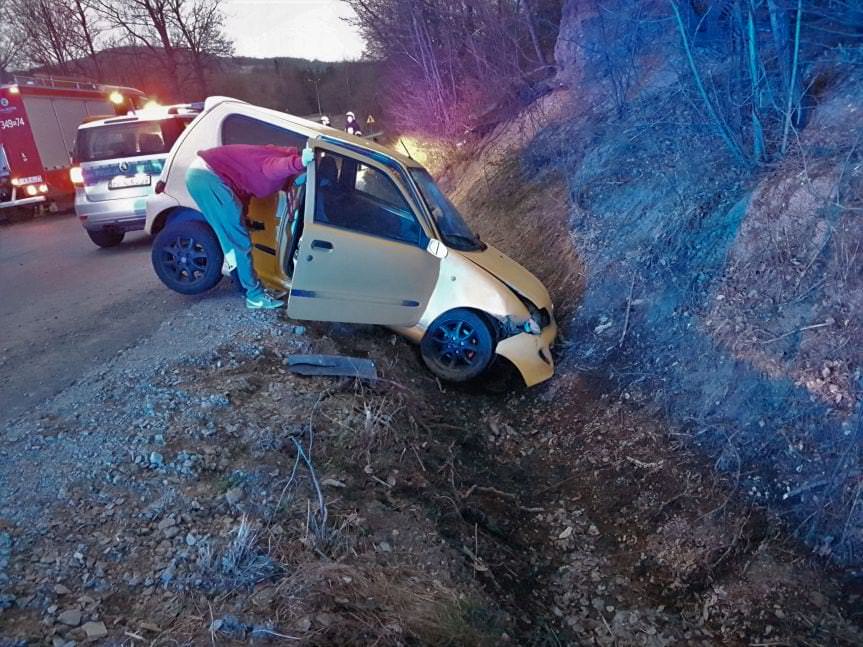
[108,174,150,189]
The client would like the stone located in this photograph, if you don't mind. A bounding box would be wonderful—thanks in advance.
[225,487,244,505]
[57,608,82,626]
[82,620,108,639]
[157,516,177,531]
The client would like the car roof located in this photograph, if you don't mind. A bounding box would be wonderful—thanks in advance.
[78,106,197,130]
[203,96,423,169]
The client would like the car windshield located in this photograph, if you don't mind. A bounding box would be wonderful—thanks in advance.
[409,168,484,251]
[74,117,189,163]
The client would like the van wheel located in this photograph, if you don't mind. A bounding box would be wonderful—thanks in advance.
[87,229,124,248]
[151,221,223,295]
[421,309,495,382]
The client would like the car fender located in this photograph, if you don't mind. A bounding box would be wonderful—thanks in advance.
[145,192,180,234]
[397,251,532,343]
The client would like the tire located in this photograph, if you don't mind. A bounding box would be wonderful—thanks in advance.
[420,309,496,382]
[87,229,124,248]
[151,220,223,295]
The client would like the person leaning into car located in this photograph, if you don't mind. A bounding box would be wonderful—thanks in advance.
[185,144,314,309]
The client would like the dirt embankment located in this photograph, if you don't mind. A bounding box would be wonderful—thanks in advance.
[438,47,863,571]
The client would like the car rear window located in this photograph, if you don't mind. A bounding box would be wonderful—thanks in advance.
[74,117,191,163]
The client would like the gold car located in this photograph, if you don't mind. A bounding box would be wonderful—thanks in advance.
[145,98,556,386]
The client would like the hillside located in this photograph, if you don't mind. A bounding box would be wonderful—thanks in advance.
[436,3,863,574]
[20,47,381,122]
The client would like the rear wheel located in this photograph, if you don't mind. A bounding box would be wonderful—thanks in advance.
[87,229,124,248]
[151,221,223,295]
[421,309,495,382]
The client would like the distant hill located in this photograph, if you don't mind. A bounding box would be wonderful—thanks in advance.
[21,47,383,126]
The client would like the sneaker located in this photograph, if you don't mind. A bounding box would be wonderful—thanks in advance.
[246,294,284,309]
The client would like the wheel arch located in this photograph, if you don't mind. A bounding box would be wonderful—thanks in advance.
[150,207,208,235]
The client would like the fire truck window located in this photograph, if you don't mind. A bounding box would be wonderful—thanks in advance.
[221,114,305,149]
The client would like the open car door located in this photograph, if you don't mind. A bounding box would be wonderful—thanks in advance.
[287,139,440,326]
[247,182,305,293]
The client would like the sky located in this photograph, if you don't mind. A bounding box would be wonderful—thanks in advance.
[222,0,367,61]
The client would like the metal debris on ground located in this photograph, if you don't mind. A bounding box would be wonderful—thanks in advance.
[285,354,377,380]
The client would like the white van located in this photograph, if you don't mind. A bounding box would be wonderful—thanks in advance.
[71,105,199,247]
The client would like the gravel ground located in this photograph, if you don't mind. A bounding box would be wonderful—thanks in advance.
[1,285,861,645]
[0,292,284,527]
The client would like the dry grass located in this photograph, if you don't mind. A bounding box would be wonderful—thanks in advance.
[274,562,493,646]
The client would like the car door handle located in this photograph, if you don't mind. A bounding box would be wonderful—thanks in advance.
[311,239,333,251]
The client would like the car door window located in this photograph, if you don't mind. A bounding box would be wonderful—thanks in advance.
[221,114,305,148]
[312,151,422,245]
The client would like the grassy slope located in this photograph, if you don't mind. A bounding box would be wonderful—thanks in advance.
[442,65,863,569]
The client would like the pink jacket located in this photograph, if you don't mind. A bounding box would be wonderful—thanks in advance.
[198,144,305,203]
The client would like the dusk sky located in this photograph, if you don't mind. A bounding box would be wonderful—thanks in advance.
[222,0,367,61]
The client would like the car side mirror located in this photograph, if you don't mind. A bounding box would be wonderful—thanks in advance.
[427,238,448,259]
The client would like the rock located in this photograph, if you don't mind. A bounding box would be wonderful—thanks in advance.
[82,620,108,639]
[57,608,82,626]
[149,452,164,467]
[225,487,244,505]
[321,478,346,488]
[157,516,177,531]
[558,527,574,539]
[54,584,71,595]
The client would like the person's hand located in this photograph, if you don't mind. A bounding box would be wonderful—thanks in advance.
[301,147,314,167]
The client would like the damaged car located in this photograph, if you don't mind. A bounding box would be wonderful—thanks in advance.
[145,97,557,386]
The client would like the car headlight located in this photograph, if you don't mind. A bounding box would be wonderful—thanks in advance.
[503,314,542,337]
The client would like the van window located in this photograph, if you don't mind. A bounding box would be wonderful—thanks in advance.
[221,114,305,149]
[74,117,190,163]
[313,151,422,245]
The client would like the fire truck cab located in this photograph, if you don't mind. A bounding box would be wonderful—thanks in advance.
[0,76,145,220]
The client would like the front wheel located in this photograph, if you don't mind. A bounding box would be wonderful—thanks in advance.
[151,221,223,295]
[87,229,124,248]
[420,309,495,382]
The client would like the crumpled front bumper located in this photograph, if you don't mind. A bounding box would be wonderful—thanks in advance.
[495,316,557,387]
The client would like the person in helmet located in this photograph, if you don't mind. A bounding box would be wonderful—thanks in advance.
[185,144,314,309]
[319,115,331,127]
[345,111,362,136]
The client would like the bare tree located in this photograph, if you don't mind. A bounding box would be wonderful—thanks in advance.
[70,0,105,80]
[167,0,233,97]
[347,0,563,137]
[0,0,22,76]
[4,0,83,74]
[96,0,231,98]
[96,0,183,93]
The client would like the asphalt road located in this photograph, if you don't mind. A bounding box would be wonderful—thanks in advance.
[0,213,207,425]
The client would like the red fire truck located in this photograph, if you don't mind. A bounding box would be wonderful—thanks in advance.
[0,76,147,219]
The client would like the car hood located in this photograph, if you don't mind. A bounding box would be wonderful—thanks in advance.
[461,245,551,309]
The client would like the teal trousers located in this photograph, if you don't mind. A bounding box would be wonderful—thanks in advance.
[185,167,265,300]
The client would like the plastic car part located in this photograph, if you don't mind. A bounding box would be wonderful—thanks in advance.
[286,355,377,380]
